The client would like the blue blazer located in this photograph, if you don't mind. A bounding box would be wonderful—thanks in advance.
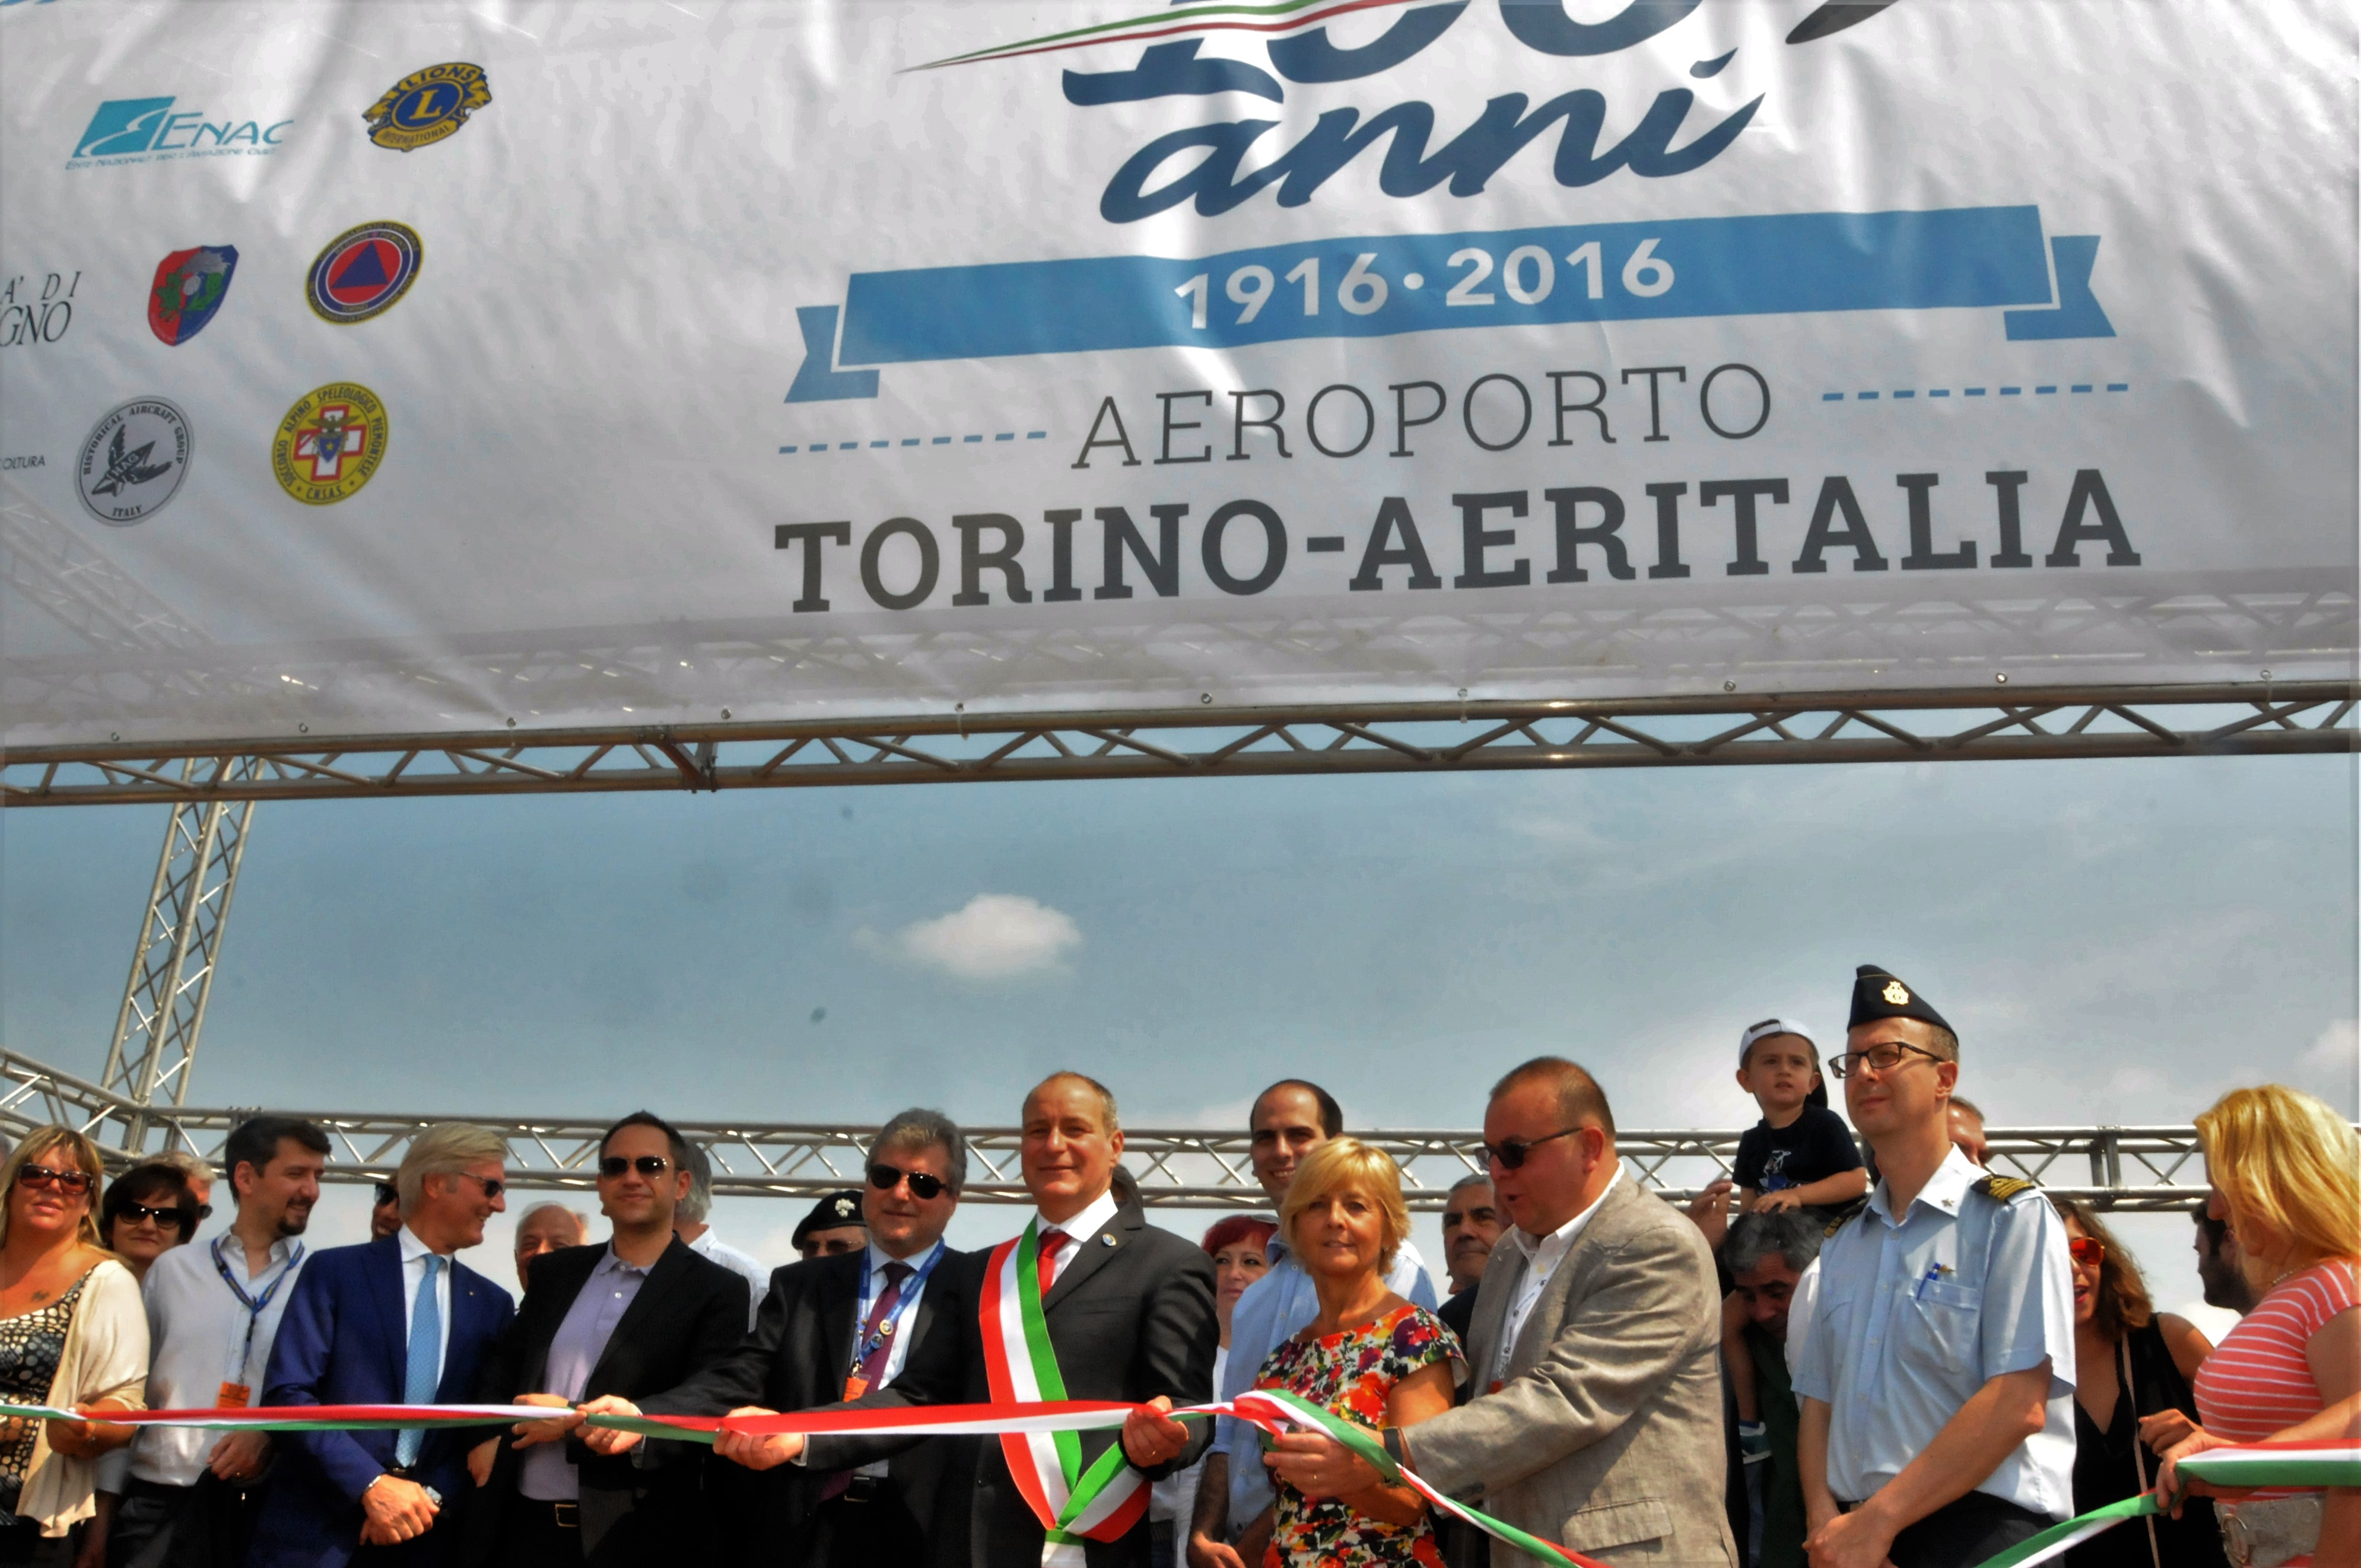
[250,1235,515,1568]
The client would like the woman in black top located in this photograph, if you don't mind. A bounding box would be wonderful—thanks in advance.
[2052,1197,2229,1568]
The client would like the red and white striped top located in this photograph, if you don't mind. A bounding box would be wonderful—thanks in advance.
[2194,1258,2359,1506]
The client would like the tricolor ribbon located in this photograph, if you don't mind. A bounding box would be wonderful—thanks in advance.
[17,1403,2349,1568]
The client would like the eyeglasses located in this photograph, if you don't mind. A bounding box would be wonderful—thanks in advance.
[1481,1127,1583,1171]
[452,1173,505,1201]
[17,1165,94,1197]
[1827,1043,1946,1080]
[2068,1237,2106,1268]
[117,1203,186,1230]
[869,1162,947,1201]
[599,1155,671,1179]
[373,1183,399,1207]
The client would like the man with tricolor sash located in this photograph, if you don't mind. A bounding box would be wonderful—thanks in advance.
[589,1072,1219,1567]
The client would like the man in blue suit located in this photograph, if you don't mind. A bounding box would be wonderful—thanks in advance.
[255,1124,519,1567]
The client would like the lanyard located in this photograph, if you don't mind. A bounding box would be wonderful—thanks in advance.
[850,1242,943,1379]
[211,1235,303,1379]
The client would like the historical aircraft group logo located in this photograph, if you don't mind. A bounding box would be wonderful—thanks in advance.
[148,245,239,344]
[272,382,389,505]
[77,399,193,526]
[306,221,422,325]
[363,62,491,152]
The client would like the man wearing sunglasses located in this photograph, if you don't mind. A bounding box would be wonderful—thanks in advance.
[254,1123,517,1568]
[1794,966,2075,1568]
[466,1111,749,1566]
[579,1108,972,1567]
[1266,1055,1734,1567]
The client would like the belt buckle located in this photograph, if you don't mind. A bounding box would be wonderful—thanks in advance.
[2217,1505,2252,1568]
[843,1474,883,1504]
[553,1500,580,1529]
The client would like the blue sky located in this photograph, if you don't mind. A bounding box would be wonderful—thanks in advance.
[5,752,2354,1310]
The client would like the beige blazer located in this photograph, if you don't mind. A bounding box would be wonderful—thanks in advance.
[23,1258,149,1537]
[1406,1174,1734,1568]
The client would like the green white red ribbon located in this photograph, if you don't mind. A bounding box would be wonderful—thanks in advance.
[1951,1441,2361,1568]
[20,1402,2349,1568]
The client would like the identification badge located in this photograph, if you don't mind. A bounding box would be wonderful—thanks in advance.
[843,1374,869,1401]
[215,1382,251,1410]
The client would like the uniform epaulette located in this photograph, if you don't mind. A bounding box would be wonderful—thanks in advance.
[1971,1173,2037,1203]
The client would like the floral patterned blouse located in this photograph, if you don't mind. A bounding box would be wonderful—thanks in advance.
[1255,1302,1464,1568]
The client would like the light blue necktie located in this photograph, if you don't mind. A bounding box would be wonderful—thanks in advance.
[396,1254,445,1467]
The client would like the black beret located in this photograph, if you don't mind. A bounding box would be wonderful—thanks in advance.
[1847,964,1954,1035]
[792,1188,867,1248]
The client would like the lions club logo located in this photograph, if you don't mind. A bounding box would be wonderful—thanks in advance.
[148,245,238,345]
[306,221,422,325]
[364,63,491,152]
[78,399,193,526]
[1882,981,1911,1007]
[272,383,389,505]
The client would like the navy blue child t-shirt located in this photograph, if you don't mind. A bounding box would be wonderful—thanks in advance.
[1733,1105,1864,1198]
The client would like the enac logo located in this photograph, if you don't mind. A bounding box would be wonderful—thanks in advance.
[71,96,292,163]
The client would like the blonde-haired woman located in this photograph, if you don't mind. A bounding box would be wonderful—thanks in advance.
[1251,1138,1461,1567]
[2157,1085,2359,1568]
[0,1128,146,1561]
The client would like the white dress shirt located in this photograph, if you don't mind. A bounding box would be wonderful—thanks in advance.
[1035,1187,1120,1284]
[688,1229,770,1329]
[131,1234,309,1487]
[853,1238,947,1479]
[398,1224,454,1387]
[1495,1164,1622,1381]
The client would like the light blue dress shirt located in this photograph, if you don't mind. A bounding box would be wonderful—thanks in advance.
[520,1246,651,1502]
[1790,1144,2076,1520]
[1217,1233,1437,1531]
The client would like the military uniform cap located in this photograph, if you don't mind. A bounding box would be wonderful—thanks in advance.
[1847,964,1954,1035]
[792,1187,867,1249]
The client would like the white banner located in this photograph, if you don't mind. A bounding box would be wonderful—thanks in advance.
[2,0,2353,748]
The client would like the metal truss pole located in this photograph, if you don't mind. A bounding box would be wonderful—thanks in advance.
[94,760,257,1144]
[0,1047,2291,1211]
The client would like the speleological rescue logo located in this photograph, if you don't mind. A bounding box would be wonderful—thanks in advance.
[305,221,422,325]
[77,399,192,526]
[148,245,238,344]
[272,383,388,505]
[363,63,491,151]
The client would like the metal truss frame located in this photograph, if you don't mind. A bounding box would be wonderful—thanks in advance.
[4,681,2353,806]
[0,1049,2227,1212]
[93,761,256,1144]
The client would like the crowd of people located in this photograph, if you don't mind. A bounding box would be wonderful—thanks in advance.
[0,965,2346,1568]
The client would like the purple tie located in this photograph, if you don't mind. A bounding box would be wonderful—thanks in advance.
[821,1261,912,1500]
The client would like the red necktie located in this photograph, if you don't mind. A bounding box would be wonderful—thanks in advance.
[1037,1230,1067,1297]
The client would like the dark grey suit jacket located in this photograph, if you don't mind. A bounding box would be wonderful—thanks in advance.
[797,1197,1219,1568]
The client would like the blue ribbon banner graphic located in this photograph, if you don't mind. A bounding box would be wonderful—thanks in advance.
[787,205,2113,402]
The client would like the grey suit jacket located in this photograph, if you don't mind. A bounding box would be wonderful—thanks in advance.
[1406,1173,1735,1568]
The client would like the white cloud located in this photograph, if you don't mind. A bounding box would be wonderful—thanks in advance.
[881,893,1082,981]
[2295,1020,2359,1114]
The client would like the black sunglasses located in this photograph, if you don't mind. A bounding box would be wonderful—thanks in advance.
[453,1173,505,1201]
[868,1162,947,1201]
[1480,1127,1584,1171]
[599,1155,671,1179]
[373,1183,399,1207]
[117,1203,187,1230]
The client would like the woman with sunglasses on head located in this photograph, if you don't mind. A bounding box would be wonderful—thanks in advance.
[2050,1197,2227,1568]
[2155,1086,2359,1568]
[94,1167,198,1286]
[0,1128,147,1564]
